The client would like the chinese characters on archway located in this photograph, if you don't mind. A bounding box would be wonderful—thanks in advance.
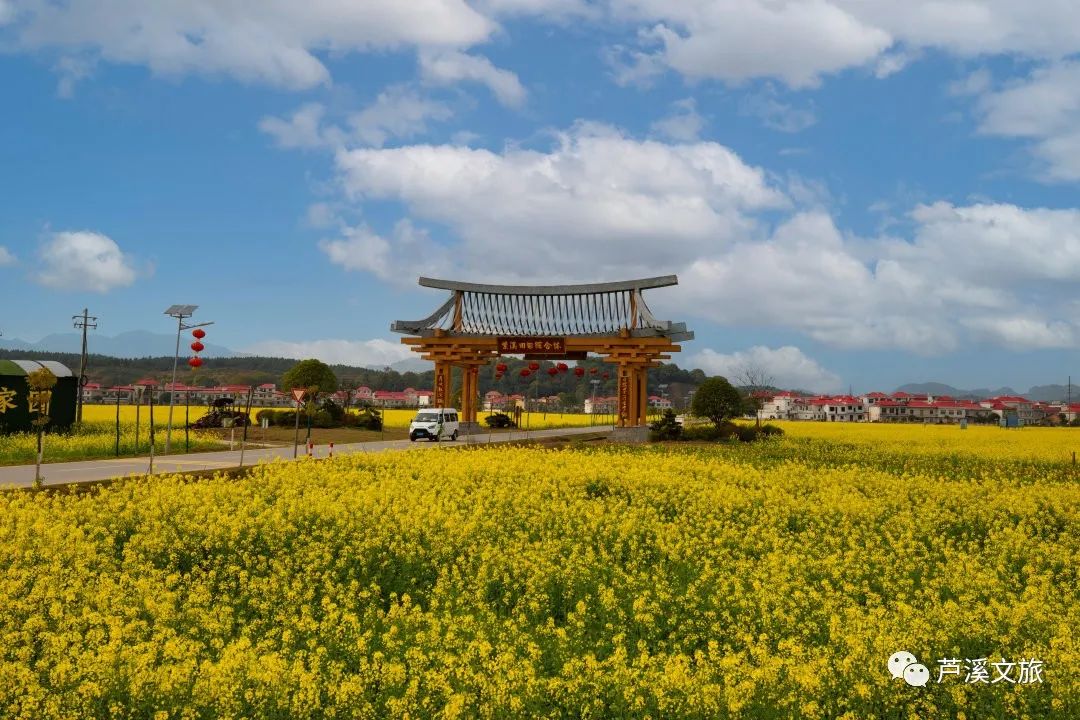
[497,337,565,354]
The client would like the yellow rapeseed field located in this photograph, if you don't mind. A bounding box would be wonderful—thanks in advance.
[0,422,223,465]
[382,408,608,430]
[81,405,608,431]
[775,420,1080,462]
[80,405,282,425]
[1,432,1076,719]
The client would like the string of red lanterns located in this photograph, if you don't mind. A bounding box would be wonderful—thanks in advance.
[187,327,206,370]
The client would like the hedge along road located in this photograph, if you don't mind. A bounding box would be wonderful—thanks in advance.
[0,425,612,490]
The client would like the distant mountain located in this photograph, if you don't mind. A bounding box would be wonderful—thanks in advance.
[895,382,1069,401]
[894,382,968,397]
[0,331,237,358]
[1026,385,1076,403]
[386,357,430,373]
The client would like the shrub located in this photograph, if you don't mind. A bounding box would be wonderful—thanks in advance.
[321,399,346,424]
[353,409,383,431]
[649,409,683,441]
[735,425,760,443]
[759,423,785,437]
[485,413,517,429]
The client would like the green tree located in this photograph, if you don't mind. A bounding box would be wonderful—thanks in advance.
[281,359,338,396]
[691,376,746,428]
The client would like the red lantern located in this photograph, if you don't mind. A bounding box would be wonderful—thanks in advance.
[547,367,558,376]
[589,368,598,374]
[520,368,531,377]
[187,357,203,368]
[528,361,540,371]
[602,372,610,379]
[574,367,585,377]
[496,363,508,372]
[190,341,204,353]
[556,362,568,372]
[192,328,206,339]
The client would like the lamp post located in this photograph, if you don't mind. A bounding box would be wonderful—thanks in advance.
[163,305,214,455]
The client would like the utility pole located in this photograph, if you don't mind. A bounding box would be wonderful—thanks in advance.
[72,308,97,424]
[163,305,214,455]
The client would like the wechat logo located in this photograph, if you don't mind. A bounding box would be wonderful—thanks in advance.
[889,650,930,687]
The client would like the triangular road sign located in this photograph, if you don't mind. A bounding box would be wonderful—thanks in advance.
[291,388,306,403]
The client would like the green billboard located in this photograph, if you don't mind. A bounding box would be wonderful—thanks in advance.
[0,360,78,435]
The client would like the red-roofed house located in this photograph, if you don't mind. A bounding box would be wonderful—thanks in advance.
[759,391,800,419]
[873,398,994,424]
[980,396,1037,424]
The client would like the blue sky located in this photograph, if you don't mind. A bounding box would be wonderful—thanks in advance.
[3,1,1080,393]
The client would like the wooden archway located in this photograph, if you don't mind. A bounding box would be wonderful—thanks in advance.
[391,276,693,429]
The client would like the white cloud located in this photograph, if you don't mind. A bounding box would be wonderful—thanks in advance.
[314,122,1080,355]
[609,0,891,88]
[739,84,816,133]
[687,346,842,393]
[873,50,916,79]
[0,246,15,265]
[607,1,1080,87]
[682,201,1080,352]
[974,61,1080,181]
[333,122,786,280]
[650,98,704,141]
[473,0,595,19]
[349,86,454,147]
[242,338,414,367]
[36,231,138,292]
[305,202,339,229]
[949,68,993,97]
[259,103,334,150]
[419,50,526,108]
[7,0,494,90]
[320,219,452,284]
[962,316,1077,350]
[260,88,453,152]
[53,55,95,97]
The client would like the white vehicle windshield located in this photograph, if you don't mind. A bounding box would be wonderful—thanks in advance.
[414,412,440,423]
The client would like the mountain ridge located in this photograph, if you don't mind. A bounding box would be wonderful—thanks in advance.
[895,382,1073,402]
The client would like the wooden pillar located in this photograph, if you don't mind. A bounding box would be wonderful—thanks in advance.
[434,361,452,408]
[637,367,648,426]
[470,366,480,422]
[617,364,632,428]
[461,365,477,421]
[458,365,469,418]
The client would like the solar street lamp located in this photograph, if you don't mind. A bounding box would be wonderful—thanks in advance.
[164,305,214,455]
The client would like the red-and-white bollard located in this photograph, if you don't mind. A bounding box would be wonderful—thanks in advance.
[329,442,334,458]
[307,440,313,456]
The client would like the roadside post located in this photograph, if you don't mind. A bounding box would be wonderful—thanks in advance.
[291,388,306,458]
[239,386,254,467]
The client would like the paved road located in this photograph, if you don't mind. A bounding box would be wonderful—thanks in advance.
[0,425,613,489]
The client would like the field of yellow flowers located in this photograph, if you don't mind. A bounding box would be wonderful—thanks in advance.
[1,435,1076,718]
[81,404,607,431]
[0,422,222,466]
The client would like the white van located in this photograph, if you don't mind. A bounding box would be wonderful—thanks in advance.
[408,408,460,442]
